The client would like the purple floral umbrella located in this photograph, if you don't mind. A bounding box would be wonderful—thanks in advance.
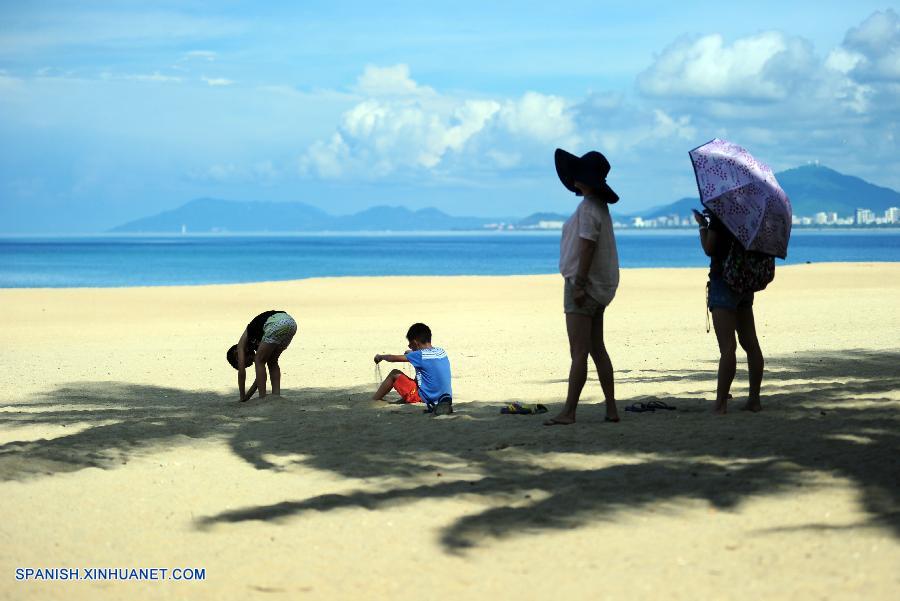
[689,138,792,259]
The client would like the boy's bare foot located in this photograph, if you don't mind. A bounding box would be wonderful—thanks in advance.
[741,399,762,412]
[544,413,576,426]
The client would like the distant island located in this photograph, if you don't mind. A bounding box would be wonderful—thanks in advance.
[111,164,900,233]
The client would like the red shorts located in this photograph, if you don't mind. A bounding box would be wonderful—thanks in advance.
[392,373,421,404]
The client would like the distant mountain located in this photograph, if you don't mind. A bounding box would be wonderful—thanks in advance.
[112,165,900,233]
[110,198,333,232]
[777,165,900,215]
[626,165,900,219]
[111,199,498,233]
[331,206,493,231]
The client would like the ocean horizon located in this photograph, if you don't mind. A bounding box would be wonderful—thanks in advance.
[2,229,899,289]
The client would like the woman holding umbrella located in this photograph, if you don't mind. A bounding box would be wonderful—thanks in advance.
[544,148,621,426]
[689,138,792,414]
[695,210,765,414]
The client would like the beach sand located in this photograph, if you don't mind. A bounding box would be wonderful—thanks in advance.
[1,263,898,600]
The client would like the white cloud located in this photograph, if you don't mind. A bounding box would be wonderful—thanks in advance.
[303,65,504,177]
[191,160,280,183]
[301,133,350,178]
[183,50,217,62]
[202,76,235,86]
[651,109,696,140]
[841,9,900,82]
[571,103,696,159]
[635,18,899,125]
[499,92,577,146]
[355,64,434,97]
[96,71,182,83]
[205,164,237,181]
[825,47,863,74]
[296,11,898,191]
[486,150,522,168]
[127,72,183,83]
[301,65,587,179]
[637,32,815,100]
[0,11,242,55]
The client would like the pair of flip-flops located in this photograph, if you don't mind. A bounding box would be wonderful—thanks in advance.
[501,402,548,415]
[625,400,677,413]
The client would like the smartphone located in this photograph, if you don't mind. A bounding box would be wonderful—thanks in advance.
[691,208,707,225]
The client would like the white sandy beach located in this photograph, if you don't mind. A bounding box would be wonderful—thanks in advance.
[1,263,899,600]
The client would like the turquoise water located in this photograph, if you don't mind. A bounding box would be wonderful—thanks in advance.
[1,230,898,288]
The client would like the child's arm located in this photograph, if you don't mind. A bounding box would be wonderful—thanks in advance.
[241,379,259,402]
[237,329,250,400]
[374,353,410,363]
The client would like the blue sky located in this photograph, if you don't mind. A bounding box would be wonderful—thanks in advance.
[1,1,898,232]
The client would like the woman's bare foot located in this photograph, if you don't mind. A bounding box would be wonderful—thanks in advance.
[544,413,576,426]
[604,399,620,422]
[712,393,732,415]
[741,399,762,413]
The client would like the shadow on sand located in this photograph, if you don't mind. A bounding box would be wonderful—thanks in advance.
[1,349,897,552]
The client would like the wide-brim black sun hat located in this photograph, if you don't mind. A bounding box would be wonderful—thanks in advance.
[554,148,619,203]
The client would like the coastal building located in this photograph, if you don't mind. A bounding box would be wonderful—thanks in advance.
[856,208,876,225]
[886,207,900,224]
[536,220,564,229]
[815,212,828,225]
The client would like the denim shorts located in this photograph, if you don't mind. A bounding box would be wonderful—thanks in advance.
[563,279,607,317]
[708,276,754,311]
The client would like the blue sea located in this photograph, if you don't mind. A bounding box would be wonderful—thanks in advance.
[1,230,899,288]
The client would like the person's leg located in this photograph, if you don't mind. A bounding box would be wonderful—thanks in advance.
[711,308,738,414]
[254,343,277,399]
[546,313,593,425]
[736,305,764,412]
[589,308,617,421]
[372,369,402,400]
[266,345,286,396]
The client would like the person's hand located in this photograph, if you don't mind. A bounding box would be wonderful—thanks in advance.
[373,354,382,364]
[573,285,587,307]
[692,209,708,227]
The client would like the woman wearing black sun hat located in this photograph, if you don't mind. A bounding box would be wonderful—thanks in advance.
[544,149,621,426]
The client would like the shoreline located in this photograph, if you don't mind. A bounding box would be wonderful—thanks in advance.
[3,227,900,238]
[0,261,897,291]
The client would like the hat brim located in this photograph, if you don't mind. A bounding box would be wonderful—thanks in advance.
[554,148,619,204]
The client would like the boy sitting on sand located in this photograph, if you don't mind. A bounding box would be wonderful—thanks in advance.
[373,323,453,415]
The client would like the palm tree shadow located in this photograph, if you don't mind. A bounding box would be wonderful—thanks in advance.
[1,349,897,552]
[209,348,900,550]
